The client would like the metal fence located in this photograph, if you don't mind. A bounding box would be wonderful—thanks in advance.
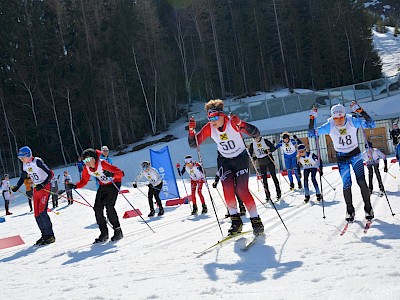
[189,74,400,125]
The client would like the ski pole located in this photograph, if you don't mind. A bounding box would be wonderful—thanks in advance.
[17,189,60,215]
[149,185,182,199]
[176,163,192,211]
[249,189,289,233]
[111,181,155,233]
[240,131,289,232]
[72,188,94,208]
[191,121,224,238]
[321,175,336,191]
[386,170,397,179]
[353,102,395,217]
[72,188,115,228]
[265,154,283,194]
[310,104,326,219]
[44,188,92,207]
[213,183,228,210]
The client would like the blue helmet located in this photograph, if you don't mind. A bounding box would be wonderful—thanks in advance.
[18,146,32,158]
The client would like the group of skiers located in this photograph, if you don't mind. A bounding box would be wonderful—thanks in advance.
[3,97,399,247]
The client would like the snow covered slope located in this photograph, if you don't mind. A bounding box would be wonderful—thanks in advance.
[1,24,400,300]
[1,139,400,299]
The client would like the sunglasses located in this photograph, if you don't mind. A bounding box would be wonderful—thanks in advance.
[208,115,220,122]
[333,116,345,122]
[83,157,93,163]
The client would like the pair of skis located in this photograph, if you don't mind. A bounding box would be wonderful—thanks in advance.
[340,220,372,236]
[194,231,262,257]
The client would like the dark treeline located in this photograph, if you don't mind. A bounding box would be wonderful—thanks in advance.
[0,0,381,173]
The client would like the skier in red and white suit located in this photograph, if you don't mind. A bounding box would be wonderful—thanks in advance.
[178,155,207,215]
[188,99,264,236]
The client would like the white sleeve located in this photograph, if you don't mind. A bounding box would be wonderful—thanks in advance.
[376,149,386,160]
[135,171,144,183]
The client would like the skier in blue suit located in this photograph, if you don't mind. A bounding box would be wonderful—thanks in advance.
[275,132,303,190]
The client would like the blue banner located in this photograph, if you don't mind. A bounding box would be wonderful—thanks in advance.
[150,146,180,200]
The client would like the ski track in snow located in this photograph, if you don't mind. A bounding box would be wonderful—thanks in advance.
[1,161,400,299]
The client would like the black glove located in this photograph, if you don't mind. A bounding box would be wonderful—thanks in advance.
[319,167,323,176]
[11,186,18,193]
[67,183,77,189]
[103,170,114,177]
[147,183,153,188]
[35,183,45,191]
[212,182,218,188]
[177,169,182,177]
[384,166,388,173]
[293,135,298,139]
[132,183,138,188]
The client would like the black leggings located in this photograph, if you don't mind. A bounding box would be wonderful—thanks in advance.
[148,182,163,210]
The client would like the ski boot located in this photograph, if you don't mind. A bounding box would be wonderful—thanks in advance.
[290,182,295,191]
[148,209,156,217]
[39,235,56,246]
[365,209,374,221]
[239,205,246,216]
[265,189,271,202]
[94,229,109,243]
[228,214,243,236]
[111,227,123,241]
[201,204,208,214]
[304,195,310,204]
[158,207,165,216]
[298,181,303,189]
[276,188,282,199]
[345,211,355,222]
[6,211,13,215]
[250,216,264,236]
[191,204,198,215]
[34,237,45,246]
[316,194,322,202]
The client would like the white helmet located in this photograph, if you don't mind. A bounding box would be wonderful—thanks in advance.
[141,161,150,170]
[331,104,346,118]
[184,155,194,164]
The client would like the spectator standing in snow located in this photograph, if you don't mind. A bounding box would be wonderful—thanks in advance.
[2,174,12,215]
[76,157,84,179]
[389,123,400,146]
[50,175,60,208]
[24,174,33,212]
[63,171,74,205]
